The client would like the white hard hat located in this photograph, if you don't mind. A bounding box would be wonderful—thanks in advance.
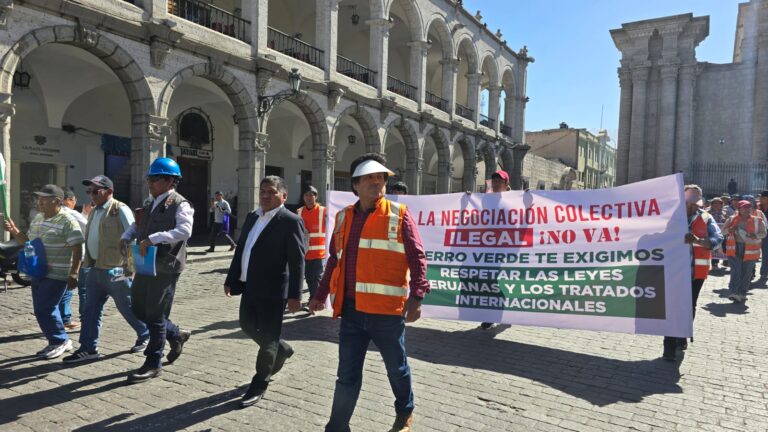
[352,159,395,178]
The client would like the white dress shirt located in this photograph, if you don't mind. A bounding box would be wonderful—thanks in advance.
[121,189,194,244]
[240,205,283,282]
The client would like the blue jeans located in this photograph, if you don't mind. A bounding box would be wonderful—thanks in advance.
[57,267,89,323]
[326,300,414,432]
[728,244,756,296]
[31,278,69,344]
[79,268,149,352]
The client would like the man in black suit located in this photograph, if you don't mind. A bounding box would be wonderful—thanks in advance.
[224,176,306,408]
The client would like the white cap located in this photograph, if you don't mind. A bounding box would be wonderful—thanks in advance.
[352,159,395,178]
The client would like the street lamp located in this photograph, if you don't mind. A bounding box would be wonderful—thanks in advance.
[257,68,302,118]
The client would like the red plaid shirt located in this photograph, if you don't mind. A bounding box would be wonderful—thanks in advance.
[314,202,430,302]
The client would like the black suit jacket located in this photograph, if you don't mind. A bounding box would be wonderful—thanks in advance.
[225,207,306,300]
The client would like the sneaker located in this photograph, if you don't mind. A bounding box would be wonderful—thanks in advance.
[64,321,81,330]
[480,322,494,330]
[36,344,56,357]
[728,293,737,301]
[62,348,99,363]
[43,339,72,359]
[131,338,149,353]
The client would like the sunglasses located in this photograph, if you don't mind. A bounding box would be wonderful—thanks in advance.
[86,188,105,195]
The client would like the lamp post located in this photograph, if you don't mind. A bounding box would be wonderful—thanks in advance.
[257,68,302,118]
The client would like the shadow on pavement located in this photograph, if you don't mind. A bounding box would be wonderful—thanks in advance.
[712,288,731,298]
[0,371,127,425]
[702,301,749,317]
[0,351,126,390]
[280,316,682,407]
[193,319,241,337]
[0,332,44,345]
[73,387,242,432]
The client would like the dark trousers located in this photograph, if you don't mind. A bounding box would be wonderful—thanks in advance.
[663,278,704,353]
[131,273,181,368]
[209,222,236,248]
[305,259,324,300]
[239,295,291,390]
[761,237,768,278]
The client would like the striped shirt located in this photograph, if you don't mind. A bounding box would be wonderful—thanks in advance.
[27,208,84,281]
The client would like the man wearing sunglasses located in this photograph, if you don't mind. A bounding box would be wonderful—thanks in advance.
[62,175,149,364]
[120,158,193,383]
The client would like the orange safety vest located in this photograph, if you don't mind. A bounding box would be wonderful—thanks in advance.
[690,213,712,280]
[725,214,762,261]
[329,198,409,318]
[297,205,326,260]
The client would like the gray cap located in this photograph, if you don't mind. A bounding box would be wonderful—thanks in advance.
[82,175,114,189]
[33,184,64,200]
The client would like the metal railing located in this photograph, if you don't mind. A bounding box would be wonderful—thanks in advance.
[480,114,495,129]
[168,0,250,42]
[267,27,324,69]
[690,161,768,197]
[500,123,512,137]
[337,55,377,87]
[387,75,417,101]
[425,91,448,112]
[455,103,474,121]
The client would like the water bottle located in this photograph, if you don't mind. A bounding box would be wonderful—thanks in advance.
[24,241,35,258]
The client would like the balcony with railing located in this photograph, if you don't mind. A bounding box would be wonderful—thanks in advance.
[387,76,417,102]
[168,0,250,42]
[425,91,448,112]
[267,27,324,69]
[455,103,474,121]
[337,55,377,87]
[500,123,512,138]
[480,114,495,129]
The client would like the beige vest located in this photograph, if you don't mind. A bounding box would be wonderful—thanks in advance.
[84,199,130,269]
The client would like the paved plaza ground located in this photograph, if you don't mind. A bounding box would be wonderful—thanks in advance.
[1,248,767,431]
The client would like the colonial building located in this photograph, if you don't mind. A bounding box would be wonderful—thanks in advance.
[525,124,616,190]
[611,0,768,195]
[0,0,531,233]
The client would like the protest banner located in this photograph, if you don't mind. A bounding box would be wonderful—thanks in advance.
[326,173,692,337]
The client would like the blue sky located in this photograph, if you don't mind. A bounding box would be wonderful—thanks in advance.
[464,0,743,144]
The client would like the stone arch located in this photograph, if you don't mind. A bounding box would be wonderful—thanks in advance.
[455,134,477,191]
[383,117,420,192]
[428,127,451,193]
[480,54,500,88]
[454,34,479,73]
[501,66,517,96]
[385,0,424,41]
[0,24,154,207]
[331,105,382,154]
[424,15,453,58]
[158,63,259,147]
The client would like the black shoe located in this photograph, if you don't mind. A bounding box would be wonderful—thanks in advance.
[229,244,236,251]
[480,322,494,330]
[678,339,688,351]
[240,385,266,408]
[662,350,676,361]
[272,343,294,376]
[167,329,191,364]
[205,248,215,253]
[127,365,162,383]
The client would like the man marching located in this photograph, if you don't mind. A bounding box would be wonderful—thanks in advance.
[297,185,326,306]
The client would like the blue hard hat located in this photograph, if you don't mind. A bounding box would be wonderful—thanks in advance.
[147,157,182,178]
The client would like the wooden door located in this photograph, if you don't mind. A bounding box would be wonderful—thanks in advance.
[176,157,210,235]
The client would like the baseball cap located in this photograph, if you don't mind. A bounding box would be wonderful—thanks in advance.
[710,197,723,204]
[82,175,114,189]
[491,170,510,183]
[352,160,395,178]
[737,200,753,209]
[33,184,65,200]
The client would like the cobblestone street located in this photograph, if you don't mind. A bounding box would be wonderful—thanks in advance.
[1,252,767,431]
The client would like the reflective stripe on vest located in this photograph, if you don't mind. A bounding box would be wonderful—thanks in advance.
[356,282,408,297]
[358,238,406,254]
[690,214,712,279]
[300,205,326,260]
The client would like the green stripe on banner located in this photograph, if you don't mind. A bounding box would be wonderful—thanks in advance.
[423,264,666,319]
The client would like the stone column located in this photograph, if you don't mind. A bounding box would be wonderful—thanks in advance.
[408,40,429,108]
[674,64,696,176]
[368,18,393,96]
[752,32,768,161]
[466,72,482,124]
[627,65,649,183]
[510,144,530,190]
[513,96,528,145]
[314,144,336,204]
[316,0,339,79]
[503,93,514,133]
[656,64,678,177]
[616,67,632,185]
[0,93,14,239]
[488,86,501,133]
[237,132,268,231]
[244,0,268,53]
[461,141,477,192]
[440,58,459,114]
[130,115,168,207]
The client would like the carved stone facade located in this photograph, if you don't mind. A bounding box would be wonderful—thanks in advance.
[611,0,768,195]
